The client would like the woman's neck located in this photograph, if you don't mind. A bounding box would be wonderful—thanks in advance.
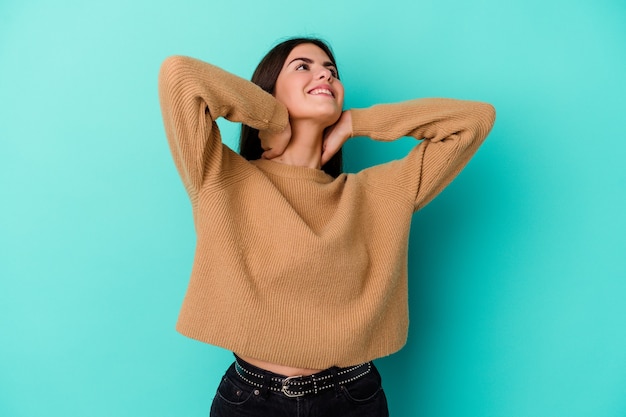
[267,120,325,170]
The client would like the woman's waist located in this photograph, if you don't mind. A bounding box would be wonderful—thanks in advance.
[236,353,322,376]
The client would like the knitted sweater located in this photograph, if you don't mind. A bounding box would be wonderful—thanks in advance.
[158,55,495,369]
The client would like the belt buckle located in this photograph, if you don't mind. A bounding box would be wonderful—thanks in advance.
[281,375,305,397]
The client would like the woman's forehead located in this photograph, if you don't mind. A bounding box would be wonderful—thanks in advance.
[285,43,333,64]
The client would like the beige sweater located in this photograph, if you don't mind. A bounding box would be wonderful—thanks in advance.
[158,55,495,368]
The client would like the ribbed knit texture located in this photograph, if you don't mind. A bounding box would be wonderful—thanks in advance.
[158,55,496,368]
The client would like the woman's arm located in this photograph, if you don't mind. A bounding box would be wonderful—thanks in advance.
[158,55,288,198]
[342,98,496,210]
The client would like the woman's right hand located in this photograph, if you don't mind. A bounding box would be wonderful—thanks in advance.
[259,121,292,159]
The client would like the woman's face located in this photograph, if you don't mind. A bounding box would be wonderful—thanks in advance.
[274,43,344,127]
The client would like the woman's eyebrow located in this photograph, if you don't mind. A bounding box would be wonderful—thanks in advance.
[287,57,336,68]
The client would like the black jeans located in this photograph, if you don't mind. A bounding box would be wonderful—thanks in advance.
[210,359,389,417]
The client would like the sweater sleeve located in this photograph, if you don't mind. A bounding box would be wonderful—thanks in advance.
[158,55,288,199]
[351,98,495,211]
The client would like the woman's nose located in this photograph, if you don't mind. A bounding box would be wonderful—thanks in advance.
[317,67,332,81]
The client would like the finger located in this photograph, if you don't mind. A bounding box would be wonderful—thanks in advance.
[261,148,276,159]
[262,145,285,159]
[321,143,337,166]
[321,151,329,166]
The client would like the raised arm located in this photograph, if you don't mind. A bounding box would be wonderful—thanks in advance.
[351,98,496,210]
[158,55,288,198]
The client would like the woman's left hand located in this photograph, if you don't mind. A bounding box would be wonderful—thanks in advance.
[321,110,352,166]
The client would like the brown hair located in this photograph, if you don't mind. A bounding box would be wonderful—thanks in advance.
[239,37,343,178]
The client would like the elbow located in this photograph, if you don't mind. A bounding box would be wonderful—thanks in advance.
[478,101,496,125]
[159,56,180,91]
[159,55,198,85]
[159,55,187,83]
[158,55,198,106]
[485,102,496,125]
[161,55,188,70]
[474,102,496,138]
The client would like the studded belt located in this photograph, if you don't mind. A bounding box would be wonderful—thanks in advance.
[234,358,372,397]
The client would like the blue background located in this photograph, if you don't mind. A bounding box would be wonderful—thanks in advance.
[1,0,625,416]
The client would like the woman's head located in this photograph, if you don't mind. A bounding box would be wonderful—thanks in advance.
[274,43,344,126]
[239,37,343,177]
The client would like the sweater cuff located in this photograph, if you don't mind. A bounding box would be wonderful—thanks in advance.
[350,107,376,139]
[265,101,289,133]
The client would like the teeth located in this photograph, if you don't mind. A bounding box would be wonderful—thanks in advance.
[310,88,333,96]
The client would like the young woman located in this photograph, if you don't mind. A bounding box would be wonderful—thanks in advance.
[158,37,495,417]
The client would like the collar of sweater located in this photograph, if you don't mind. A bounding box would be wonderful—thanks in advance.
[251,158,337,184]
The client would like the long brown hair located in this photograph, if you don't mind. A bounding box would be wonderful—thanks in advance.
[239,37,343,178]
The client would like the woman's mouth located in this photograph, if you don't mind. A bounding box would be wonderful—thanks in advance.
[308,86,334,98]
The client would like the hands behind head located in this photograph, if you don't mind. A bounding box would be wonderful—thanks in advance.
[258,110,352,166]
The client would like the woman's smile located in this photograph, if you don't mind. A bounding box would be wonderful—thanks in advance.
[308,84,335,98]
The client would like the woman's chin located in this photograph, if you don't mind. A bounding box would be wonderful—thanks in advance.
[287,104,342,123]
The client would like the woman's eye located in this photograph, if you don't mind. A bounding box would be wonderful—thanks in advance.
[296,63,309,71]
[329,68,338,78]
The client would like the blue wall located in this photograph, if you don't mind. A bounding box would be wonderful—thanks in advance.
[1,0,624,416]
